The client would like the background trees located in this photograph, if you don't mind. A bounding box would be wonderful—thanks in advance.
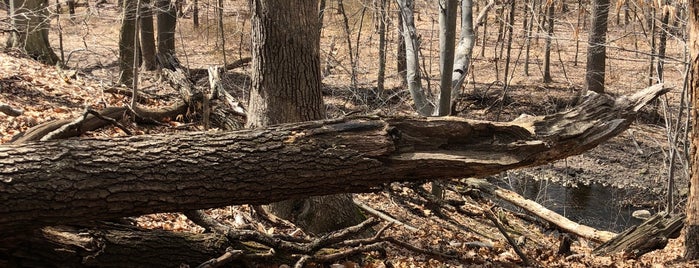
[6,0,59,65]
[0,0,697,265]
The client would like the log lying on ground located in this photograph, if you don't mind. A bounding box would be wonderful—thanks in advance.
[2,224,230,268]
[593,212,685,258]
[0,84,669,233]
[460,178,617,243]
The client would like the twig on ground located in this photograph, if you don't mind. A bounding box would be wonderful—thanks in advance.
[293,255,311,268]
[85,108,132,135]
[251,205,303,231]
[195,248,244,268]
[353,200,419,232]
[485,207,532,267]
[0,103,23,116]
[184,210,232,233]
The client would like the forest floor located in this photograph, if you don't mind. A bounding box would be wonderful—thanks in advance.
[1,0,697,267]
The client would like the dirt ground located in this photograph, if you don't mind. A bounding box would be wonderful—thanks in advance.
[0,0,695,266]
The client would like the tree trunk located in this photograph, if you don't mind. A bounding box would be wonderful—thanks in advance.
[397,0,433,116]
[376,0,387,92]
[140,0,157,70]
[543,1,555,83]
[656,1,669,83]
[157,0,177,58]
[687,1,699,260]
[0,84,669,233]
[451,0,480,99]
[397,8,408,88]
[246,0,364,235]
[585,0,610,93]
[437,0,458,116]
[6,0,59,65]
[119,0,137,85]
[4,225,230,267]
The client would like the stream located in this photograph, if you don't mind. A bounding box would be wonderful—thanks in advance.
[489,175,654,233]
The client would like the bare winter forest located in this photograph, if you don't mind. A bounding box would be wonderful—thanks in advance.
[2,0,699,267]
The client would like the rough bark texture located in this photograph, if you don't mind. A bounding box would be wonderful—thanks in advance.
[246,0,324,127]
[7,0,59,65]
[156,0,177,57]
[139,0,157,70]
[687,0,699,260]
[246,0,363,235]
[593,213,684,259]
[3,224,230,267]
[118,0,137,85]
[0,84,669,233]
[585,0,610,93]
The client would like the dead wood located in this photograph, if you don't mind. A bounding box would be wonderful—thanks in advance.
[485,207,532,266]
[593,212,685,258]
[1,224,230,267]
[0,103,23,116]
[460,178,617,243]
[11,103,187,144]
[0,84,668,233]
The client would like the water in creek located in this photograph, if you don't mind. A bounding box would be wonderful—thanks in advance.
[489,176,653,233]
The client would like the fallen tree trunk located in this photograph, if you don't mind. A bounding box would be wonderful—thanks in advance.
[0,84,669,233]
[3,224,230,267]
[593,212,684,258]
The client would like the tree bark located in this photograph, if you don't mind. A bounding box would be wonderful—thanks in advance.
[376,0,387,92]
[3,225,230,267]
[687,0,699,260]
[543,1,555,83]
[593,212,684,258]
[585,0,610,93]
[157,0,177,58]
[140,0,157,70]
[119,0,137,85]
[246,0,363,235]
[7,0,59,65]
[396,0,433,116]
[0,84,669,233]
[437,0,458,116]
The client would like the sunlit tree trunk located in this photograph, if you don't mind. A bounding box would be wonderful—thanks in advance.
[246,0,364,235]
[397,0,433,115]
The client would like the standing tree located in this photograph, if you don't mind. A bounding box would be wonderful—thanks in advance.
[140,0,157,70]
[118,0,138,85]
[6,0,59,65]
[686,0,699,260]
[157,0,177,58]
[397,0,433,116]
[245,0,364,234]
[542,0,555,83]
[437,0,458,116]
[585,0,610,93]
